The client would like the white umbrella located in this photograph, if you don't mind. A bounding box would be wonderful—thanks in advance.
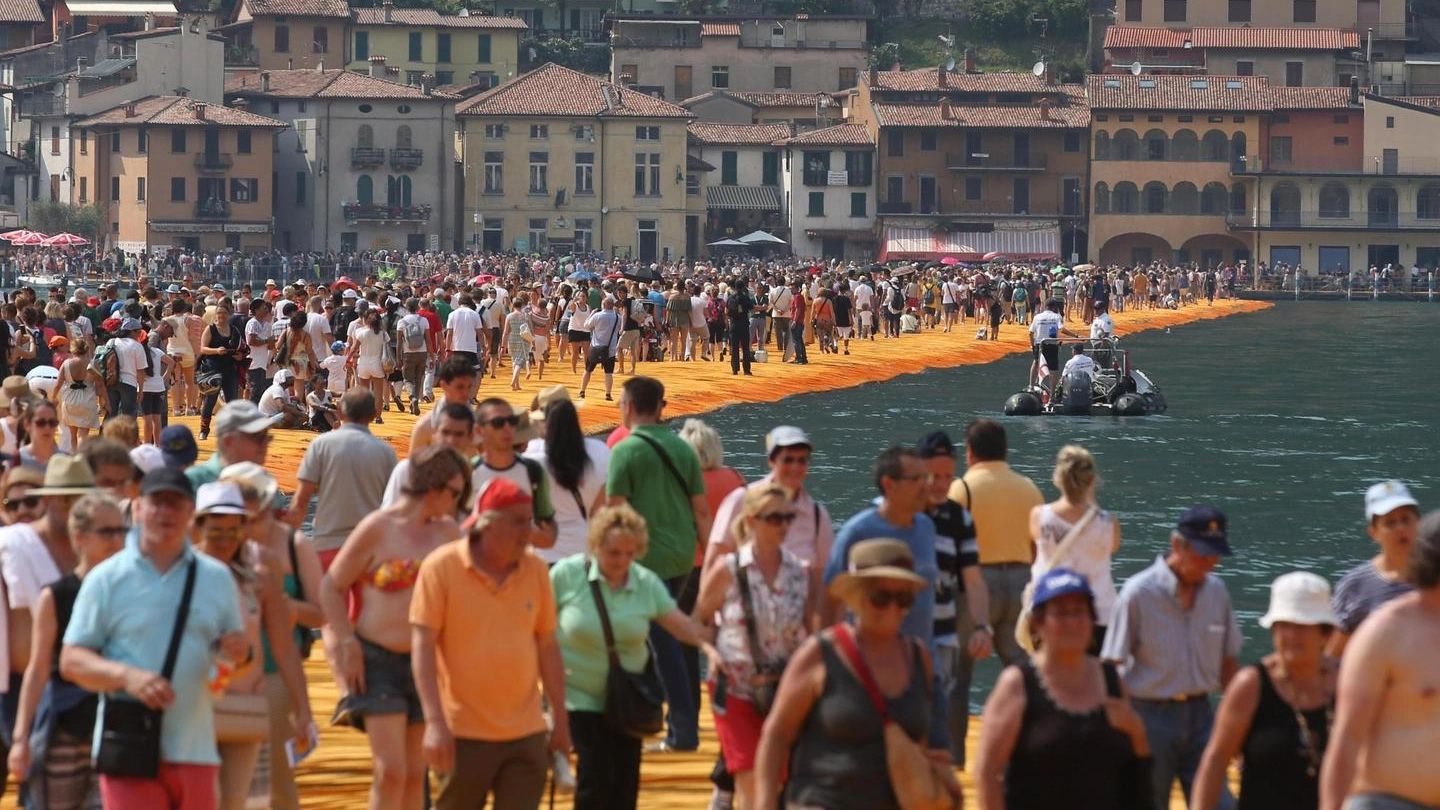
[737,230,788,245]
[708,238,747,247]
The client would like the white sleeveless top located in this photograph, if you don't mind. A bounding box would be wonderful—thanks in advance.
[1031,503,1119,626]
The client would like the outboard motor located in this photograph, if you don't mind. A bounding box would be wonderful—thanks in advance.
[1059,369,1092,415]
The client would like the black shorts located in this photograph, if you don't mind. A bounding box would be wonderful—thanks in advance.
[489,327,502,353]
[567,330,591,344]
[140,391,166,416]
[347,636,423,731]
[585,346,616,374]
[1041,344,1060,370]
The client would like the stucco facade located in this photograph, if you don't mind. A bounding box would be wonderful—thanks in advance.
[1116,0,1405,38]
[458,64,694,261]
[610,17,869,102]
[776,123,875,259]
[344,7,525,89]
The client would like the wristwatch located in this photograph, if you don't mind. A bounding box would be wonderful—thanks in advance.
[975,624,993,635]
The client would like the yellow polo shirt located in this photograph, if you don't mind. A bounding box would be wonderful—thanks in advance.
[949,460,1044,565]
[410,539,556,741]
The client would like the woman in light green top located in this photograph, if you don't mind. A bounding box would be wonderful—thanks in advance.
[550,504,712,810]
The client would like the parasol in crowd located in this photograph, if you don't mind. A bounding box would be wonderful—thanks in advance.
[736,230,788,245]
[471,273,498,285]
[567,269,598,282]
[622,266,662,283]
[42,232,89,246]
[12,232,49,246]
[0,229,41,242]
[939,256,960,266]
[707,238,747,248]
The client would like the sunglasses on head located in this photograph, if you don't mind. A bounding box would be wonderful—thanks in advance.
[3,496,41,510]
[867,588,916,609]
[485,415,520,429]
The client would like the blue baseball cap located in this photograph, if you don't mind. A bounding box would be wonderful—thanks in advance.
[159,425,198,468]
[1176,504,1232,556]
[1031,567,1094,609]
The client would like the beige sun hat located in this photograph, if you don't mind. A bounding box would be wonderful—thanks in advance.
[29,456,97,497]
[829,539,928,603]
[1259,572,1340,628]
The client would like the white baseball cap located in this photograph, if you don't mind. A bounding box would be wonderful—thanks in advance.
[1258,571,1339,628]
[195,482,250,517]
[1366,480,1418,520]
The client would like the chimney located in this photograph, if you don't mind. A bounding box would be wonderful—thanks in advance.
[386,66,400,77]
[1046,66,1056,86]
[619,72,635,87]
[76,56,88,71]
[382,0,393,23]
[144,11,155,30]
[123,102,136,118]
[1039,99,1051,120]
[939,99,953,120]
[316,57,324,71]
[260,71,271,92]
[192,102,206,120]
[937,63,947,87]
[232,97,249,111]
[420,73,434,94]
[963,47,976,74]
[1349,75,1360,105]
[369,55,387,78]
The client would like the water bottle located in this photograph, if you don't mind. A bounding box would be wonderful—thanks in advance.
[551,750,576,794]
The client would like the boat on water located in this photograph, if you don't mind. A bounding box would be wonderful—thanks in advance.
[1004,337,1167,417]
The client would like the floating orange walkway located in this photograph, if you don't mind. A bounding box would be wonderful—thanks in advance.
[67,297,1264,810]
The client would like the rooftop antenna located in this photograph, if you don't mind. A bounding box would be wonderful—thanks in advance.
[1130,61,1143,75]
[937,34,955,49]
[944,57,956,72]
[1031,60,1046,77]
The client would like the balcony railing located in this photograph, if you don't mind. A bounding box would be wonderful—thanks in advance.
[195,153,233,172]
[877,201,913,214]
[1354,20,1412,39]
[196,198,231,219]
[390,148,424,170]
[738,36,868,50]
[343,202,432,222]
[803,170,872,187]
[946,153,1048,171]
[1226,209,1440,229]
[351,147,386,168]
[225,44,260,66]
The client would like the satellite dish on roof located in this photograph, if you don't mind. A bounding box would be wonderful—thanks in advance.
[1032,61,1046,76]
[944,57,956,72]
[1130,61,1143,76]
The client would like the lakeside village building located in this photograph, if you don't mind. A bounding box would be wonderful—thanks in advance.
[2,0,1440,274]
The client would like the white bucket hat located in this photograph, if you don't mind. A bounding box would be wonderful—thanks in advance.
[1258,571,1339,628]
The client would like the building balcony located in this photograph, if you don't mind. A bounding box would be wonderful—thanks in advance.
[946,153,1048,171]
[1226,209,1440,230]
[351,147,386,168]
[803,170,872,187]
[877,201,913,214]
[1355,20,1412,39]
[390,148,424,170]
[738,36,868,50]
[343,202,432,223]
[195,199,231,219]
[225,44,259,66]
[195,153,233,173]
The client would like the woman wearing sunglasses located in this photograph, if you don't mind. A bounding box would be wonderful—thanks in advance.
[754,539,957,810]
[693,484,815,810]
[15,400,67,473]
[6,492,125,810]
[0,467,46,526]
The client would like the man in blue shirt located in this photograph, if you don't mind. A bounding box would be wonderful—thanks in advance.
[822,445,947,749]
[61,469,247,810]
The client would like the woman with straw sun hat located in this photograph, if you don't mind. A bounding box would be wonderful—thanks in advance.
[753,539,958,810]
[1193,572,1339,810]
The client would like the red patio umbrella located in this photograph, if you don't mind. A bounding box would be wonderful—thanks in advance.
[42,232,89,246]
[0,229,39,242]
[470,274,498,285]
[13,232,49,246]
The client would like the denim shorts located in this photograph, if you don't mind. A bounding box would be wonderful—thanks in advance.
[1345,794,1440,810]
[347,636,422,731]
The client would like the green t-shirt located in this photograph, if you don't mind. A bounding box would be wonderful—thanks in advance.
[433,298,453,325]
[587,287,602,310]
[550,553,676,713]
[606,424,704,580]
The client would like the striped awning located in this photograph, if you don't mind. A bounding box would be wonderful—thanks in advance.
[706,185,781,211]
[879,225,1059,261]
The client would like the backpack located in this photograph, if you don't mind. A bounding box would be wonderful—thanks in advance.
[888,283,905,310]
[726,291,746,319]
[923,286,936,305]
[475,457,547,519]
[401,315,426,353]
[92,340,120,388]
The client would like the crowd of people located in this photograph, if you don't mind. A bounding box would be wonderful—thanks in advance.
[0,261,1429,810]
[0,352,1431,810]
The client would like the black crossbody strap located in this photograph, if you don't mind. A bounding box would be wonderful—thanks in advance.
[586,560,621,667]
[631,432,691,501]
[160,558,198,681]
[733,556,766,670]
[287,529,304,602]
[568,486,587,521]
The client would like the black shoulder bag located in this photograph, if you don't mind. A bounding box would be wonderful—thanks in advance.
[1102,661,1155,810]
[95,557,197,778]
[587,560,665,739]
[287,530,314,659]
[733,557,782,715]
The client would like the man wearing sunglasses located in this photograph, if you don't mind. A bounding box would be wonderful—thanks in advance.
[470,399,557,550]
[821,445,947,750]
[0,456,97,787]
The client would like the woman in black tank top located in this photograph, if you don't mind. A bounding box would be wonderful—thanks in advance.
[975,567,1152,810]
[1192,572,1338,810]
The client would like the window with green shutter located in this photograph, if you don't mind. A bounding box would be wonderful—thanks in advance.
[721,151,737,185]
[762,152,779,186]
[409,32,423,61]
[477,34,492,63]
[437,33,451,63]
[355,31,368,60]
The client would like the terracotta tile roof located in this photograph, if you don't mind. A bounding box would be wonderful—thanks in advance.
[0,31,94,59]
[0,0,45,24]
[351,8,527,28]
[1394,95,1440,108]
[1104,25,1359,50]
[243,0,348,18]
[1086,74,1273,111]
[226,69,458,100]
[687,122,790,145]
[725,90,834,108]
[872,100,1089,128]
[458,63,692,119]
[1268,86,1354,109]
[776,122,873,146]
[700,22,739,36]
[77,95,289,127]
[867,67,1047,94]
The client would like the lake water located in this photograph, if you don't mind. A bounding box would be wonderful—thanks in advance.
[687,301,1439,701]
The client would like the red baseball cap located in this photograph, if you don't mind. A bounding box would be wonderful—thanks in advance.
[461,477,532,531]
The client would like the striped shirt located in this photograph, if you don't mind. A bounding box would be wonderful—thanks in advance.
[1101,556,1242,700]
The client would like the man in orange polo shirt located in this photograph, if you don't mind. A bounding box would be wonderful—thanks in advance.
[411,478,571,810]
